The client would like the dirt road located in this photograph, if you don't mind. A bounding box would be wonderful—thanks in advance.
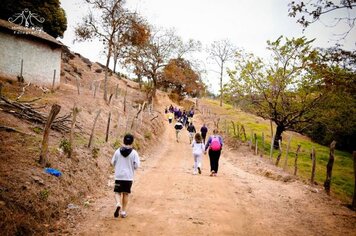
[74,113,356,236]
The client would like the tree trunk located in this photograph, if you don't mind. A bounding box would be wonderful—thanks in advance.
[104,47,112,102]
[324,141,336,195]
[113,53,118,73]
[274,125,284,149]
[39,104,61,167]
[105,112,111,142]
[219,64,223,107]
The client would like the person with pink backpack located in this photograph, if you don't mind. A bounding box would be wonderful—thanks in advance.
[204,129,223,176]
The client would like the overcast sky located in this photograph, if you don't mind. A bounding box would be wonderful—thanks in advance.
[60,0,356,93]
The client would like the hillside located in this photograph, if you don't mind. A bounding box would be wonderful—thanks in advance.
[0,50,168,235]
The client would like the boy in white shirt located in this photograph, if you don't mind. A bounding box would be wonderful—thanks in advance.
[191,133,205,175]
[111,134,140,218]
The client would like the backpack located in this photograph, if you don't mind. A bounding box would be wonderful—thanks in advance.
[210,136,221,151]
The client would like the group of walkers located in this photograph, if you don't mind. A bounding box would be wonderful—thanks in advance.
[109,104,223,219]
[166,105,223,177]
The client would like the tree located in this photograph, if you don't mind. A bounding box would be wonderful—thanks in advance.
[288,0,356,42]
[159,58,203,100]
[75,0,131,102]
[125,28,200,98]
[207,39,236,107]
[0,0,67,38]
[227,37,327,148]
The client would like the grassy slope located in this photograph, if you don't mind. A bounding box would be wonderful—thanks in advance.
[204,99,354,203]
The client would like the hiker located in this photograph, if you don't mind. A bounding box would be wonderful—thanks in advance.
[187,122,196,144]
[169,104,174,113]
[174,119,184,142]
[204,129,223,176]
[111,134,140,218]
[200,124,208,144]
[191,133,205,175]
[189,108,194,118]
[166,112,173,124]
[164,107,168,114]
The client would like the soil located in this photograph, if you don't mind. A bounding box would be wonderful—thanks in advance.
[72,100,356,236]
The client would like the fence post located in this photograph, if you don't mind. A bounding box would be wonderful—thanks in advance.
[269,134,275,161]
[261,132,265,157]
[324,141,337,195]
[254,133,258,155]
[88,109,101,148]
[68,105,79,158]
[294,145,301,175]
[311,148,316,185]
[275,139,282,166]
[283,135,292,170]
[39,104,61,167]
[51,69,56,91]
[352,151,356,210]
[105,111,111,142]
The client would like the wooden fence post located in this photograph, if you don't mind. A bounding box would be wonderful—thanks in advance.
[269,134,275,161]
[115,84,119,99]
[75,75,80,95]
[294,145,301,175]
[275,139,282,166]
[231,121,236,136]
[51,69,56,91]
[241,125,246,141]
[88,109,101,148]
[352,151,356,210]
[324,141,337,195]
[105,112,111,142]
[254,133,258,155]
[68,106,79,158]
[283,135,292,170]
[261,132,265,157]
[39,104,61,166]
[311,148,316,185]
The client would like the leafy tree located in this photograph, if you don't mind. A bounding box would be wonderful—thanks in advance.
[124,28,200,98]
[207,39,236,107]
[288,0,356,42]
[159,58,203,100]
[302,47,356,151]
[0,0,67,38]
[227,37,327,148]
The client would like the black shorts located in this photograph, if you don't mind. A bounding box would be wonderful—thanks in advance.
[114,180,133,193]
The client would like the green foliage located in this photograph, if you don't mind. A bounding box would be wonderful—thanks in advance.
[59,138,71,154]
[39,189,49,201]
[92,147,100,159]
[32,127,42,134]
[144,132,152,140]
[0,0,67,38]
[112,140,121,150]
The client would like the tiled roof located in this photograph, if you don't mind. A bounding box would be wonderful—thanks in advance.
[0,19,63,47]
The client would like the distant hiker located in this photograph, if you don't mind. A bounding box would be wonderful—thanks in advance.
[189,108,194,118]
[191,133,204,175]
[187,122,196,144]
[111,134,140,218]
[169,104,174,113]
[166,112,173,124]
[164,107,168,114]
[204,129,223,177]
[200,124,208,144]
[174,119,184,142]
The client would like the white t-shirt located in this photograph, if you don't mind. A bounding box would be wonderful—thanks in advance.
[192,141,204,156]
[111,147,140,181]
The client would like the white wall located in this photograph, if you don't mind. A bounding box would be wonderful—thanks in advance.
[0,32,61,87]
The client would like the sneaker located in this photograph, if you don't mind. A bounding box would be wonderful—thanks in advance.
[210,171,215,176]
[114,205,121,218]
[198,167,201,174]
[213,173,217,177]
[120,211,127,218]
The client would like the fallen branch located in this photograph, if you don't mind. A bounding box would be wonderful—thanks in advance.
[0,125,33,135]
[16,82,31,101]
[150,115,159,121]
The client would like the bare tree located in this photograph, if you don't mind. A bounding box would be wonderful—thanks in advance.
[288,0,356,43]
[207,39,236,106]
[75,0,128,102]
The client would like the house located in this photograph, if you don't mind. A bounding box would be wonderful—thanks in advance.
[0,19,62,87]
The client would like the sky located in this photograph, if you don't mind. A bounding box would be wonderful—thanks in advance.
[60,0,356,93]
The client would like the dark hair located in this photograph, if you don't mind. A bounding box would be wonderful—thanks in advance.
[194,133,202,143]
[123,134,134,145]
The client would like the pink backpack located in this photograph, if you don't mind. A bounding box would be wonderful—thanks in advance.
[210,136,221,151]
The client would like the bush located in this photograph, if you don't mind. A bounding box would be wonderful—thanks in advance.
[59,138,71,154]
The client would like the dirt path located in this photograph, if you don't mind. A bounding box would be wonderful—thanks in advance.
[74,113,356,235]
